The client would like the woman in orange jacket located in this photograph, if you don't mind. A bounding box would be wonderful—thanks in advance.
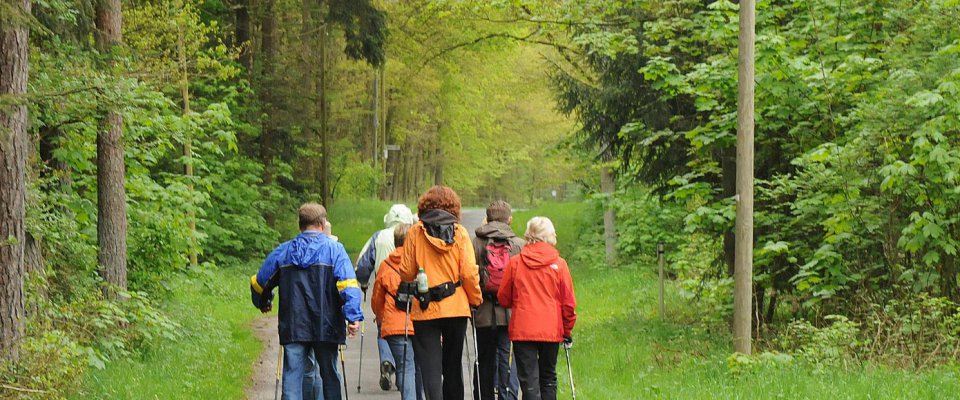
[497,216,577,400]
[371,223,423,400]
[399,185,482,400]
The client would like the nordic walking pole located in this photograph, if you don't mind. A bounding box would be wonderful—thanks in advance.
[563,342,576,400]
[340,344,350,400]
[400,299,411,392]
[274,345,284,400]
[357,292,366,393]
[469,311,481,397]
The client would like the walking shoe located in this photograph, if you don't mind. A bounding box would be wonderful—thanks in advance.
[380,361,395,391]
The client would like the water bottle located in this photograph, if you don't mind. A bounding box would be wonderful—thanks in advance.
[416,267,429,294]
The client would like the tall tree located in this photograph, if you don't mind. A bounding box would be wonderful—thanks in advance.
[258,0,277,226]
[0,0,31,361]
[95,0,128,298]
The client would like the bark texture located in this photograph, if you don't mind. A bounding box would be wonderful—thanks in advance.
[0,0,31,361]
[96,0,128,297]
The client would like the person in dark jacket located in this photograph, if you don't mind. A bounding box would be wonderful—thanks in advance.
[471,200,522,400]
[250,203,363,400]
[497,217,577,400]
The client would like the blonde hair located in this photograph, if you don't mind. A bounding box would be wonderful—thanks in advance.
[524,216,557,245]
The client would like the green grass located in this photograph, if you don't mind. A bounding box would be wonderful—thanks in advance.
[327,198,411,260]
[73,267,262,400]
[512,201,592,256]
[568,264,960,399]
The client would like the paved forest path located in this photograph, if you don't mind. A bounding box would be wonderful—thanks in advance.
[246,209,487,400]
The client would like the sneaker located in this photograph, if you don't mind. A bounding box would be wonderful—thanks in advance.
[379,361,395,391]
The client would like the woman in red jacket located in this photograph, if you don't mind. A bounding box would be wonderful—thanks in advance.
[497,216,577,400]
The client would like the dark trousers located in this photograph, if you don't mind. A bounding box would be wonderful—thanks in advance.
[473,327,519,400]
[412,317,468,400]
[513,341,559,400]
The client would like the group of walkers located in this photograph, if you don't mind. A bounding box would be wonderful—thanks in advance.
[250,185,578,400]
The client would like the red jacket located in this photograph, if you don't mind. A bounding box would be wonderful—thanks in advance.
[497,242,576,342]
[371,247,414,338]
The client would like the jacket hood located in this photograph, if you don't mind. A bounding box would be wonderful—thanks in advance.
[419,209,458,247]
[287,231,334,267]
[475,221,518,240]
[383,246,404,271]
[384,204,415,228]
[520,241,560,269]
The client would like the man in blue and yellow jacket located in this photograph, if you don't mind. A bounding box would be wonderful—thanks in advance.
[250,203,363,400]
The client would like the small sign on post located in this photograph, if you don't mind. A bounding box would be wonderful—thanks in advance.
[657,241,666,320]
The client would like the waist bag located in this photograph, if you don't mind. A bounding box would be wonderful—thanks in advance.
[395,281,418,312]
[415,281,462,311]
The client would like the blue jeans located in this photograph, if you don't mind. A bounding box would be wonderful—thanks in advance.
[378,323,397,368]
[385,335,424,400]
[283,342,341,400]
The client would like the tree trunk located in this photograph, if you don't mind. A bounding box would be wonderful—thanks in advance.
[96,0,128,298]
[0,0,30,361]
[433,127,443,186]
[235,0,252,72]
[258,0,277,226]
[600,166,617,265]
[318,22,330,206]
[177,9,197,267]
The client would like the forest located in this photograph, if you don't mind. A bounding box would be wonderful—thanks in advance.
[2,0,960,398]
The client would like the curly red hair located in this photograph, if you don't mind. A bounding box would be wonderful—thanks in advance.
[417,185,462,221]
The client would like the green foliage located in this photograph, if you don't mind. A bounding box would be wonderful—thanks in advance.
[71,267,261,400]
[544,0,960,364]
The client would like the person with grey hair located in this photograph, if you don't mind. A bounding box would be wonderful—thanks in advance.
[497,217,577,400]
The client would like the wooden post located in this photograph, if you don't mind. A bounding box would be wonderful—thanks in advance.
[657,241,666,320]
[733,0,756,355]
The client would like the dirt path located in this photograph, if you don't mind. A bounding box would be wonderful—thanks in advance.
[247,315,281,400]
[247,209,486,400]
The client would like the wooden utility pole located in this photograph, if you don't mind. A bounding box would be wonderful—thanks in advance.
[96,0,128,298]
[733,0,756,355]
[0,0,31,361]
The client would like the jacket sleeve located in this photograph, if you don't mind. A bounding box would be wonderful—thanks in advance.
[333,243,364,322]
[497,256,516,308]
[460,228,482,307]
[559,259,577,338]
[355,233,378,289]
[399,226,418,281]
[250,245,284,310]
[371,268,386,322]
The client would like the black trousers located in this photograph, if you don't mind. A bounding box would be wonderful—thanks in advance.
[412,317,468,400]
[513,341,559,400]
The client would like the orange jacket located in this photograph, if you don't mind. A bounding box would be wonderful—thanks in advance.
[371,248,414,338]
[399,221,482,321]
[498,242,577,342]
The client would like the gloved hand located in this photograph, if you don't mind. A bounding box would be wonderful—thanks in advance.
[562,336,573,349]
[260,300,272,313]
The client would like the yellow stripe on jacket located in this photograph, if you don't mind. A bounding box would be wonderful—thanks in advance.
[250,274,264,294]
[337,278,360,292]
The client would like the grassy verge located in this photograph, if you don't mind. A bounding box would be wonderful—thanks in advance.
[510,201,960,399]
[73,267,262,400]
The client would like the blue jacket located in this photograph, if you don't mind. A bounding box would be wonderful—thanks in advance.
[250,231,364,345]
